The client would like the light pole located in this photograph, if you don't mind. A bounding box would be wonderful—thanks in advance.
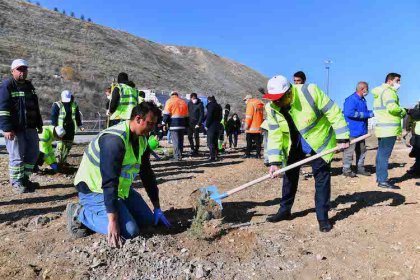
[324,59,332,95]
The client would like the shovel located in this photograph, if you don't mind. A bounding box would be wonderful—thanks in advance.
[200,134,371,208]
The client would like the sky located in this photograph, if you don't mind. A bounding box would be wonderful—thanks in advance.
[38,0,420,108]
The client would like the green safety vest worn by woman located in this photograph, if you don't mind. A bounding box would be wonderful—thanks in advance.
[38,125,57,165]
[74,121,147,199]
[372,83,406,138]
[265,102,291,166]
[55,101,78,131]
[110,84,139,121]
[288,84,349,163]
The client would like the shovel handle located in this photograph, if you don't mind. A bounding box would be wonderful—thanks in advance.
[225,133,371,197]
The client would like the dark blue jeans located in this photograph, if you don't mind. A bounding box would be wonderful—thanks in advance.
[279,153,331,221]
[77,188,154,239]
[376,136,397,183]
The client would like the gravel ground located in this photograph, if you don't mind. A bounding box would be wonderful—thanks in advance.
[0,134,419,279]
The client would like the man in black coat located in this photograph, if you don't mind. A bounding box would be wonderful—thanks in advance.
[187,93,204,155]
[205,96,222,161]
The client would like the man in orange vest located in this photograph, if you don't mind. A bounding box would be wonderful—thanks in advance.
[162,91,189,161]
[242,94,264,158]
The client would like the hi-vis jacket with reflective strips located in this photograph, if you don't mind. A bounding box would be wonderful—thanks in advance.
[54,101,79,131]
[245,98,264,133]
[38,126,57,165]
[265,102,291,166]
[110,83,139,121]
[162,95,189,130]
[282,84,349,163]
[372,83,406,138]
[74,121,148,199]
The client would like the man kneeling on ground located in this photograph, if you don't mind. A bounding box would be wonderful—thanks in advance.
[66,102,171,247]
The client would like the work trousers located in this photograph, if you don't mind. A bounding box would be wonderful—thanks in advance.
[262,129,268,164]
[342,138,367,171]
[207,126,219,159]
[187,125,200,152]
[228,131,239,148]
[170,129,184,160]
[56,135,74,164]
[411,135,420,174]
[78,188,154,239]
[5,129,39,185]
[376,136,396,183]
[245,133,262,157]
[280,152,331,221]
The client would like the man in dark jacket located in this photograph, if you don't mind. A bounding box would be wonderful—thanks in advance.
[407,102,420,176]
[109,72,138,126]
[0,59,43,193]
[51,90,83,165]
[342,82,374,177]
[187,93,204,155]
[205,96,223,161]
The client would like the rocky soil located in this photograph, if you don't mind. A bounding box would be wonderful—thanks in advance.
[0,135,419,279]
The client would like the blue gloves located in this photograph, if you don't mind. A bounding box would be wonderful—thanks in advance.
[153,208,171,228]
[50,163,58,172]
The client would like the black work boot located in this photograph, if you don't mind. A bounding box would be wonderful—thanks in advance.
[378,181,400,190]
[11,182,27,194]
[318,220,332,232]
[357,168,371,176]
[342,169,357,178]
[266,211,292,223]
[66,203,90,238]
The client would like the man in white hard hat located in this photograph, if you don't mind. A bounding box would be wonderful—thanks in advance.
[51,90,83,166]
[264,75,349,232]
[0,59,43,193]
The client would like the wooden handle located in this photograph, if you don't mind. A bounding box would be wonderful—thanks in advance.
[225,133,371,196]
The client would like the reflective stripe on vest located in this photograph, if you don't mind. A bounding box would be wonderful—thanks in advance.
[56,101,78,129]
[110,84,139,120]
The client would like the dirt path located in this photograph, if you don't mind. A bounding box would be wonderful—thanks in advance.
[0,135,418,279]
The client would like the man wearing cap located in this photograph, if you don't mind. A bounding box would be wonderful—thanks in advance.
[109,72,139,126]
[36,126,66,173]
[243,94,264,158]
[264,75,349,232]
[0,59,43,193]
[162,91,189,161]
[51,90,83,165]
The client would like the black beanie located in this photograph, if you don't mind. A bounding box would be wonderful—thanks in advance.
[117,72,128,83]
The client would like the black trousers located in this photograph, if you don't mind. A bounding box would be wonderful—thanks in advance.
[187,125,200,152]
[279,151,331,221]
[207,126,219,159]
[245,133,262,156]
[228,131,238,148]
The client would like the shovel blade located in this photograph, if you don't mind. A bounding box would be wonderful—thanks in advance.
[199,185,224,208]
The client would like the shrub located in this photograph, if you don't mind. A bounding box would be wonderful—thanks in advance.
[60,66,75,81]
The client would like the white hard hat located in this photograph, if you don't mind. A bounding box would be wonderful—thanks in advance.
[11,59,29,70]
[243,94,252,101]
[54,126,66,138]
[61,90,72,102]
[263,75,291,101]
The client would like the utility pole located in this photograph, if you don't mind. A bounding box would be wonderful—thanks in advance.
[324,59,332,96]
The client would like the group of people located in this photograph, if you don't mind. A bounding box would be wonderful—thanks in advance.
[1,58,419,247]
[0,59,83,194]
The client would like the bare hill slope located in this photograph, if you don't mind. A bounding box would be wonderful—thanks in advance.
[0,0,267,118]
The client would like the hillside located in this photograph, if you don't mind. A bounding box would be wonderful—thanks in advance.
[0,0,267,118]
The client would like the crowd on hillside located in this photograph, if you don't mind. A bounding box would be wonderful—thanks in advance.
[1,58,419,246]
